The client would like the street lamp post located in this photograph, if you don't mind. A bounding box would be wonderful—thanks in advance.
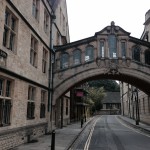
[133,88,140,125]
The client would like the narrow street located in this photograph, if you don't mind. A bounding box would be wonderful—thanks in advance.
[70,115,150,150]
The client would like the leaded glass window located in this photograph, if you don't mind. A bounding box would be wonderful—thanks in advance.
[121,42,126,58]
[108,35,117,58]
[0,78,12,126]
[100,41,104,57]
[27,86,36,119]
[61,53,69,69]
[145,50,150,65]
[73,49,81,65]
[3,9,17,51]
[132,46,140,62]
[6,80,11,97]
[30,36,38,67]
[85,45,94,62]
[40,90,46,118]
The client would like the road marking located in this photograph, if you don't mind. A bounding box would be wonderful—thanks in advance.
[84,116,102,150]
[116,116,150,138]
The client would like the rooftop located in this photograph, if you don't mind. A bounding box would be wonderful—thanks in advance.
[102,92,121,104]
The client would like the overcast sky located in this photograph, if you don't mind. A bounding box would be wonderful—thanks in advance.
[66,0,150,42]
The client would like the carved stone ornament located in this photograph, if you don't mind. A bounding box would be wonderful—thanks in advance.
[104,59,120,75]
[107,21,119,34]
[96,57,106,67]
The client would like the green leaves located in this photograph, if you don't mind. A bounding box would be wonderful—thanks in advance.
[86,87,105,111]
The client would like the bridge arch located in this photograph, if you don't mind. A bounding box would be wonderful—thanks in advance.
[53,62,150,105]
[53,22,150,105]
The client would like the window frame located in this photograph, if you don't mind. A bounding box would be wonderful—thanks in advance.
[32,0,40,20]
[42,48,48,73]
[0,77,12,127]
[108,34,117,58]
[3,9,17,52]
[30,35,38,67]
[100,41,105,58]
[121,41,126,58]
[85,45,94,62]
[27,86,36,119]
[44,9,50,34]
[145,50,150,65]
[40,90,46,118]
[73,49,81,65]
[132,45,141,62]
[60,53,69,69]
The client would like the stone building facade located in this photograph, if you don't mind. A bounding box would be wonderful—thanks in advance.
[0,0,69,149]
[121,9,150,125]
[120,82,150,125]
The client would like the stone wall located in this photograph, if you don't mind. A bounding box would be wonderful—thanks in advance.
[0,123,47,150]
[121,82,150,125]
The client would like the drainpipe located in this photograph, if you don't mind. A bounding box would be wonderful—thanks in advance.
[48,13,56,132]
[61,97,64,128]
[128,84,131,117]
[121,82,124,116]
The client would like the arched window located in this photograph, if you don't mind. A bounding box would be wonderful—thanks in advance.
[85,45,94,62]
[132,46,140,62]
[61,53,69,69]
[145,50,150,65]
[73,49,81,65]
[108,34,117,58]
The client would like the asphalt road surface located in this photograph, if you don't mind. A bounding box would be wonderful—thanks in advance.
[71,115,150,150]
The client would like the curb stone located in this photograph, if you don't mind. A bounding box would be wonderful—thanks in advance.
[117,116,150,136]
[65,117,94,150]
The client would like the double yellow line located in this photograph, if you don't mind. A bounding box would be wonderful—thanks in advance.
[84,116,102,150]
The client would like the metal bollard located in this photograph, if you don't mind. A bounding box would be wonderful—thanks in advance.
[81,118,83,128]
[51,130,55,150]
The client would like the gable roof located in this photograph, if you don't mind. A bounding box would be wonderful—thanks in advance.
[102,92,121,104]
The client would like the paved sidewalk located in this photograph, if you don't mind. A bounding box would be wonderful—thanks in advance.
[118,115,150,135]
[13,115,150,150]
[13,119,91,150]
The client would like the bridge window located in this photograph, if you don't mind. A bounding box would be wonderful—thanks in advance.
[85,45,94,62]
[132,46,140,62]
[61,53,69,69]
[100,41,105,57]
[121,42,126,58]
[73,49,81,65]
[108,34,117,58]
[145,50,150,65]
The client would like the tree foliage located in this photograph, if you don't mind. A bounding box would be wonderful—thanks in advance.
[86,87,105,112]
[88,80,120,92]
[85,80,120,113]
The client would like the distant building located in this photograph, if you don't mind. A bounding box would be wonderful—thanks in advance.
[121,9,150,125]
[120,82,150,125]
[70,86,91,122]
[100,92,121,115]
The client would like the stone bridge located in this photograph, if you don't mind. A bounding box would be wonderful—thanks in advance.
[53,22,150,105]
